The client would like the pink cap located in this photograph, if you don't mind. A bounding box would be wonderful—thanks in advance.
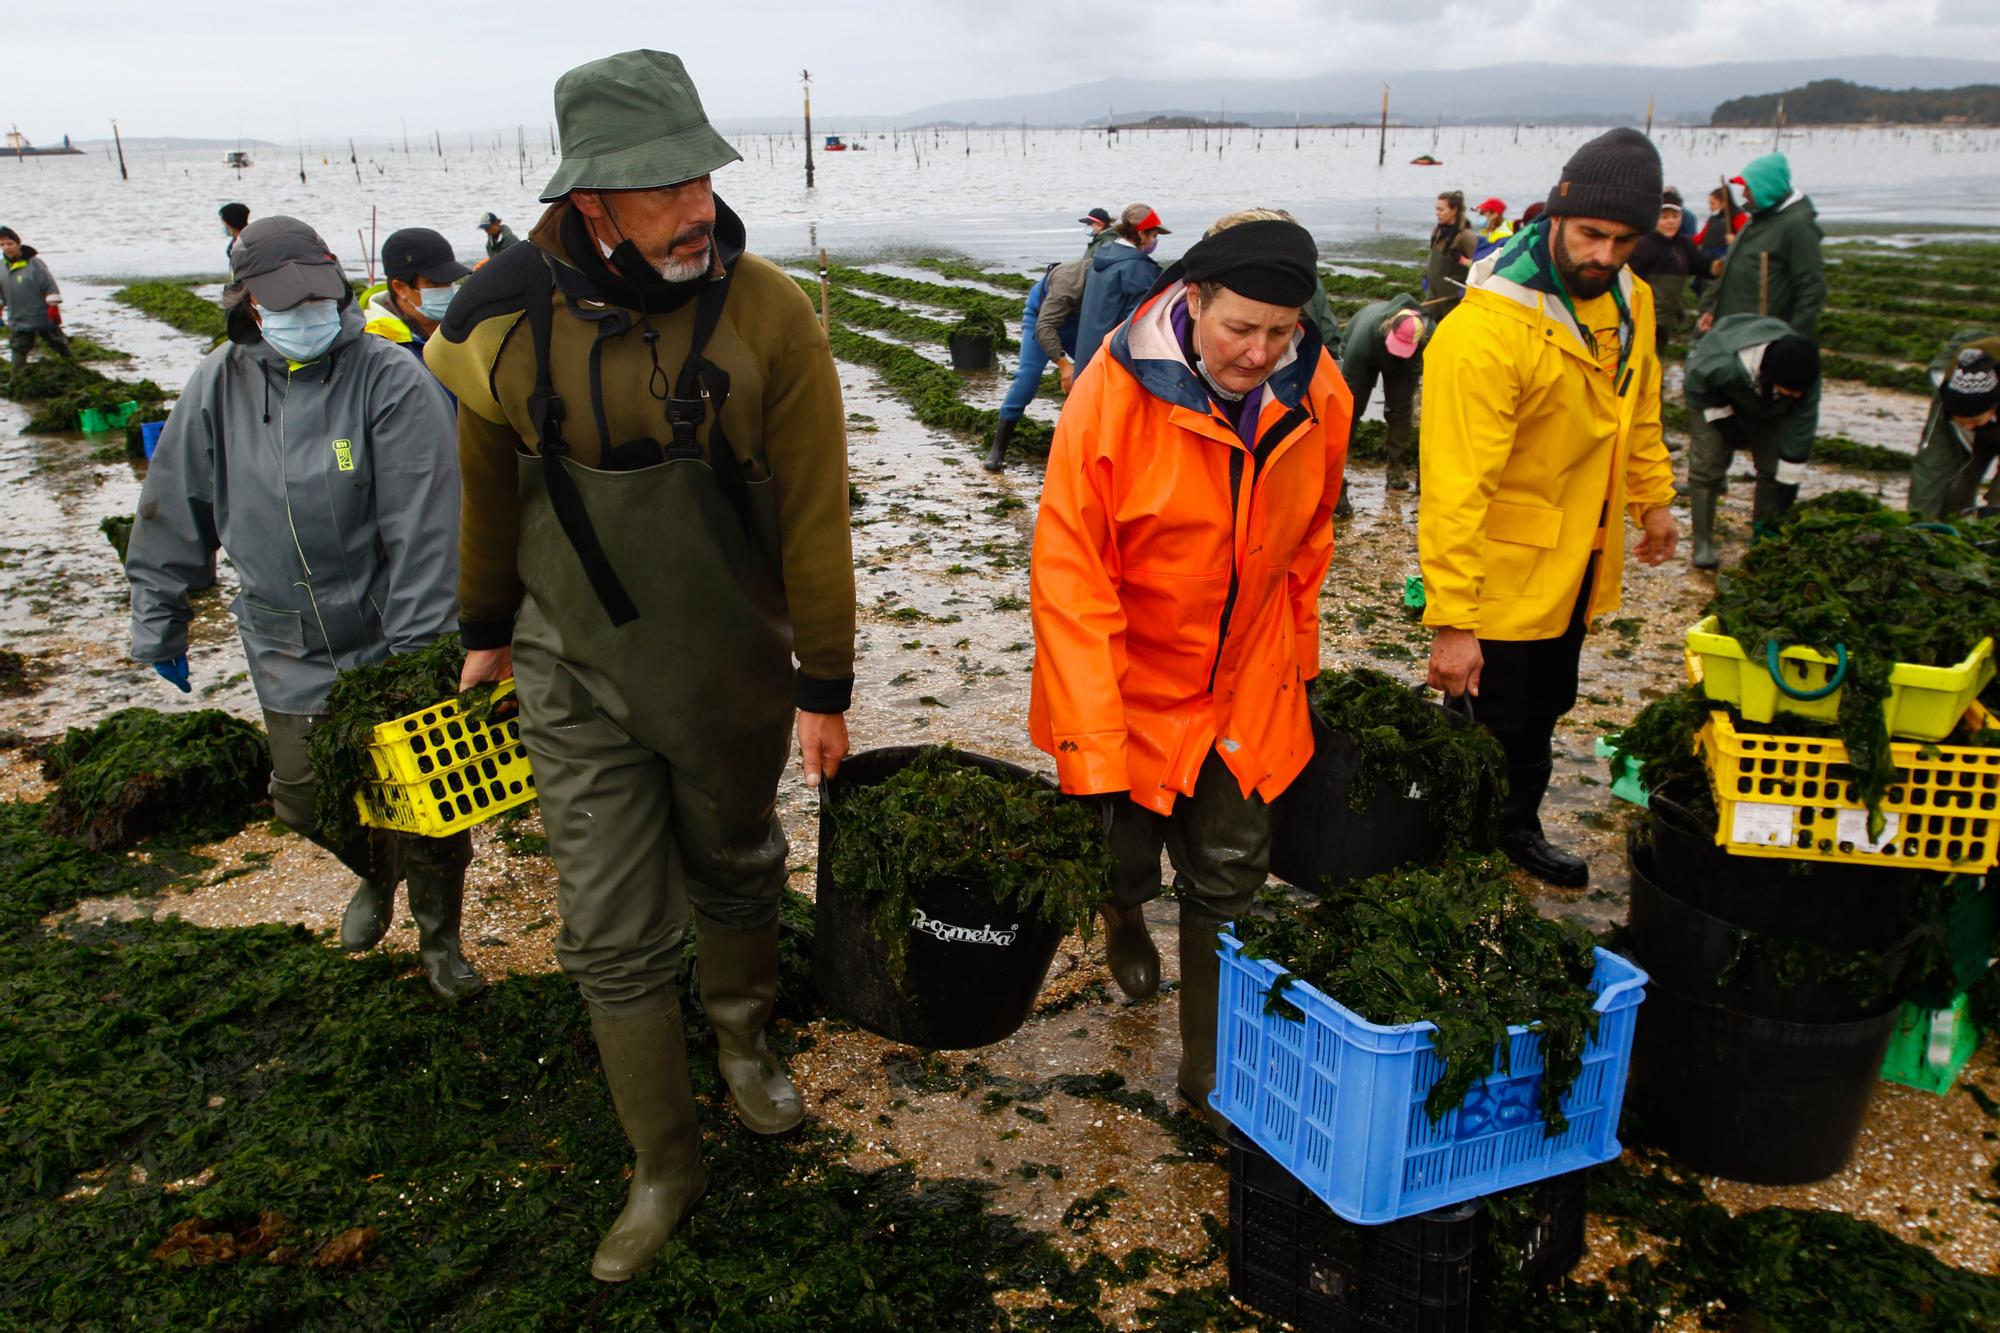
[1384,312,1423,359]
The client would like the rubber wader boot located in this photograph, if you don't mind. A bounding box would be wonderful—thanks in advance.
[1689,487,1720,570]
[1751,478,1800,540]
[984,417,1015,473]
[589,1002,708,1282]
[1098,901,1161,1000]
[1175,904,1232,1137]
[696,919,805,1135]
[405,867,487,1002]
[339,878,396,952]
[1498,758,1589,889]
[1334,480,1354,519]
[336,828,401,952]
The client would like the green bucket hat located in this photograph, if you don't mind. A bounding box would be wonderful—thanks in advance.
[539,50,743,202]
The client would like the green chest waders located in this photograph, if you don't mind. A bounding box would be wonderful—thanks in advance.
[509,255,798,1009]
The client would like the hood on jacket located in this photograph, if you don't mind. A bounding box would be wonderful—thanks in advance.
[1106,278,1320,416]
[1092,237,1154,276]
[1735,154,1792,212]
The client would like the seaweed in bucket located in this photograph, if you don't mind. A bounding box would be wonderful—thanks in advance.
[1235,852,1602,1133]
[1307,667,1507,851]
[825,745,1108,980]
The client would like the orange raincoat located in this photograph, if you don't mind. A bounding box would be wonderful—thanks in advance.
[1029,281,1352,816]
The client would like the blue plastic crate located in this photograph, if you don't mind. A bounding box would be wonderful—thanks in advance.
[1211,931,1647,1225]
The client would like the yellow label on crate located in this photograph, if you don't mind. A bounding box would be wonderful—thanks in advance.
[332,438,354,472]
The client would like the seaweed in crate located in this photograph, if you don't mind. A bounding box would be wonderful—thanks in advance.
[304,635,499,845]
[824,745,1108,980]
[1235,852,1603,1133]
[41,708,271,851]
[1307,667,1507,851]
[1708,508,2000,826]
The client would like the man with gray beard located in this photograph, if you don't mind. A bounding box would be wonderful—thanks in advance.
[427,49,856,1281]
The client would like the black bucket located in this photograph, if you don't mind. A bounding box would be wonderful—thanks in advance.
[1627,973,1897,1185]
[813,746,1072,1050]
[1269,709,1448,891]
[1645,784,1923,950]
[947,331,995,371]
[1627,835,1915,1023]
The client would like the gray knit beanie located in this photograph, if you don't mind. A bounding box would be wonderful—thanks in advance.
[1544,128,1664,235]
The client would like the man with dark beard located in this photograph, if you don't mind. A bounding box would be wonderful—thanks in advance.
[1418,128,1678,887]
[426,50,855,1282]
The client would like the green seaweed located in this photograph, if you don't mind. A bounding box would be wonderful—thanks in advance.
[825,745,1108,980]
[1708,507,2000,823]
[826,323,1052,456]
[910,258,1038,293]
[304,635,494,846]
[40,708,270,852]
[824,265,1022,328]
[1235,853,1603,1131]
[112,280,230,342]
[99,513,133,562]
[1306,667,1507,852]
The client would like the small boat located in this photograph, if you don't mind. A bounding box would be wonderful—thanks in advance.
[225,149,253,168]
[1409,154,1443,166]
[823,135,847,152]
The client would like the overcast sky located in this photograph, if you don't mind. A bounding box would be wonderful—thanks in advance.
[14,0,1999,142]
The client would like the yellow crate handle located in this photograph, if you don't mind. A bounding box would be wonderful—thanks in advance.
[1767,640,1847,702]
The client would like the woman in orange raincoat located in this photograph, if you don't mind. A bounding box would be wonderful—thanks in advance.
[1029,214,1351,1129]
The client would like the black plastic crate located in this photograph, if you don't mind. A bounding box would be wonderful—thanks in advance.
[1226,1129,1587,1333]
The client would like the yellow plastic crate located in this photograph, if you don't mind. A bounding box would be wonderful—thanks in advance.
[1696,706,2000,872]
[1685,615,1994,742]
[356,682,537,835]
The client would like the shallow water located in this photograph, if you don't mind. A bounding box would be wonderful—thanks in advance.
[11,124,2000,280]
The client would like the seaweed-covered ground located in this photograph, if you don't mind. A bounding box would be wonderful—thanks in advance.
[3,244,1997,1329]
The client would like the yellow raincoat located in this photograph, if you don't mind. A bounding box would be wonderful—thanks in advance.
[1417,254,1676,641]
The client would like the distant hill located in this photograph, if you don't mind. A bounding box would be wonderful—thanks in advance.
[1713,79,2000,126]
[847,56,2000,130]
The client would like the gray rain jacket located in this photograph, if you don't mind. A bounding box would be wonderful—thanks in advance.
[2,249,60,331]
[126,303,460,715]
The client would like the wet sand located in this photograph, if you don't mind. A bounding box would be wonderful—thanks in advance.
[14,273,1995,1324]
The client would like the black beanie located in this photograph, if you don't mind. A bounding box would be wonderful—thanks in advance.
[1544,128,1664,235]
[1760,335,1820,397]
[1181,219,1319,307]
[1942,347,2000,419]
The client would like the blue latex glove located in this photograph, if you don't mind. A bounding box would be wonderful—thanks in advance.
[153,655,191,693]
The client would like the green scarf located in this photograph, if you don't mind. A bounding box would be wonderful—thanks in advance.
[1487,220,1634,380]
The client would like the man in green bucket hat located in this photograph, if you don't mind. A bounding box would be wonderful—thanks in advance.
[428,50,856,1282]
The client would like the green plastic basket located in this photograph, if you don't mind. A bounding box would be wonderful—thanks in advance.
[107,400,140,427]
[77,407,110,433]
[1880,994,1981,1096]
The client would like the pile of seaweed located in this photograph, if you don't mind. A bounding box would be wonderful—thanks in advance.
[1234,852,1603,1132]
[0,647,45,698]
[40,708,270,851]
[1604,684,1717,819]
[304,635,490,845]
[99,513,133,562]
[826,746,1108,978]
[1308,668,1506,851]
[1709,504,2000,822]
[112,280,229,342]
[0,355,170,434]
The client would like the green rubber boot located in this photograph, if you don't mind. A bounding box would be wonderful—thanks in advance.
[589,1000,708,1283]
[1175,903,1232,1137]
[404,834,485,1002]
[339,878,396,952]
[696,919,805,1135]
[1689,486,1719,570]
[1098,900,1161,1000]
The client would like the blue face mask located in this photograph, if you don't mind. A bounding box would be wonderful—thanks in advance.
[259,300,341,362]
[417,285,457,323]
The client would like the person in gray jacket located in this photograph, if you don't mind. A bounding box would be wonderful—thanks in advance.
[124,216,483,1001]
[0,227,71,371]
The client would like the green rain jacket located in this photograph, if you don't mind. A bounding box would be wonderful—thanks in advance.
[1339,295,1424,408]
[1683,313,1819,465]
[1701,154,1827,339]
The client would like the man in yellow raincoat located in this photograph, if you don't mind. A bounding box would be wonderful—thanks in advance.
[1419,128,1679,887]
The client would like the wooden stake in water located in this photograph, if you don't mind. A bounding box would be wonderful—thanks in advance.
[1773,97,1786,151]
[802,70,816,189]
[817,248,831,335]
[349,137,361,185]
[111,120,128,180]
[1378,84,1389,166]
[1645,97,1654,137]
